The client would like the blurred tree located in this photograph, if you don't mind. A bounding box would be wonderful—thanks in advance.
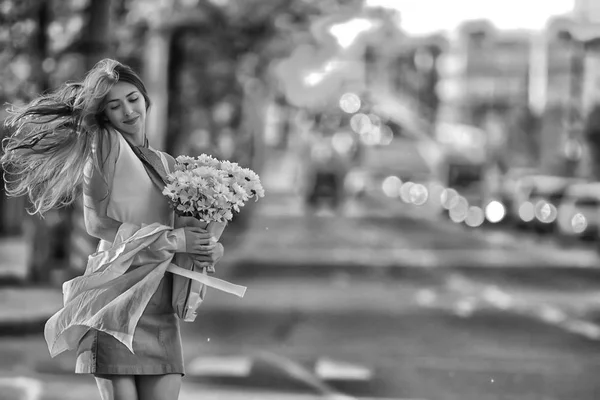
[0,0,56,283]
[391,41,442,124]
[1,0,360,278]
[147,0,358,155]
[0,0,112,280]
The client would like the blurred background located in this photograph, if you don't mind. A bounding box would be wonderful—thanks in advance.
[3,0,600,399]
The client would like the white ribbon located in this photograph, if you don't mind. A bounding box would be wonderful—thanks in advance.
[166,264,247,298]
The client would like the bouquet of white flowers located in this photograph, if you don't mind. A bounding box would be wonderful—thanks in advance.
[162,153,265,225]
[162,154,263,321]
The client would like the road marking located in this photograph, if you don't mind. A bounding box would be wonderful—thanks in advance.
[563,319,600,340]
[438,275,600,342]
[181,391,426,400]
[314,358,373,381]
[187,356,252,377]
[186,353,381,397]
[256,351,346,396]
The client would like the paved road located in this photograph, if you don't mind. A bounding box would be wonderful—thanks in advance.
[3,277,600,399]
[3,180,600,399]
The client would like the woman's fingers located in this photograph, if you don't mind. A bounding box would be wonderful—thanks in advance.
[189,244,223,262]
[193,260,214,270]
[183,227,216,253]
[188,240,217,251]
[190,254,217,263]
[186,226,208,233]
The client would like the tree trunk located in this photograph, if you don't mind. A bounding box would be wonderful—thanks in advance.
[66,0,112,277]
[26,0,56,283]
[83,0,112,69]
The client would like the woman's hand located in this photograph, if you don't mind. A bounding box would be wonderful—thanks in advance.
[190,242,224,270]
[182,227,216,254]
[189,242,223,263]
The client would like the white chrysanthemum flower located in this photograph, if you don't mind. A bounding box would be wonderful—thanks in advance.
[195,154,221,169]
[220,160,240,174]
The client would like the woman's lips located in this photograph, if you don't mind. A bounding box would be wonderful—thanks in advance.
[123,116,139,125]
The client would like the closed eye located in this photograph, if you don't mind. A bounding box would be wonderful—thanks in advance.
[109,97,137,110]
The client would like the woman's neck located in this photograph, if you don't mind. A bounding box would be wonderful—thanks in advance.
[114,128,146,147]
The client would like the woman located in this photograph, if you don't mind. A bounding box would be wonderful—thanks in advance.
[1,59,222,400]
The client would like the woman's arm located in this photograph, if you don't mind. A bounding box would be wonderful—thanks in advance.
[82,132,122,243]
[82,132,213,254]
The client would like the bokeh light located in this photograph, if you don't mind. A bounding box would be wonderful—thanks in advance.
[534,201,557,223]
[449,196,469,223]
[485,201,505,223]
[399,181,414,203]
[518,202,535,222]
[361,125,381,145]
[382,176,402,198]
[465,206,485,227]
[440,188,459,210]
[331,131,355,154]
[339,93,361,114]
[350,113,372,135]
[378,124,393,145]
[409,183,429,206]
[571,213,587,234]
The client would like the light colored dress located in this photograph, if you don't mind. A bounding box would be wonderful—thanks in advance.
[43,128,246,375]
[75,129,185,375]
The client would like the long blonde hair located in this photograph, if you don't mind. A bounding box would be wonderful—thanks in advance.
[0,58,151,216]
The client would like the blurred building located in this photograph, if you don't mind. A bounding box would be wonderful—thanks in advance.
[573,0,600,23]
[435,10,600,177]
[533,17,584,175]
[527,0,600,179]
[436,21,532,168]
[438,21,530,122]
[571,0,600,113]
[569,0,600,179]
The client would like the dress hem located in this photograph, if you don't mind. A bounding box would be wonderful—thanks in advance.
[75,364,185,376]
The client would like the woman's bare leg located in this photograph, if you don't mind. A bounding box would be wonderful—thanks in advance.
[94,375,137,400]
[136,374,182,400]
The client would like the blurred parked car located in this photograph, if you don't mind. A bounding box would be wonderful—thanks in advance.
[528,176,585,234]
[557,182,600,241]
[505,173,542,228]
[298,111,363,211]
[497,167,538,224]
[506,174,583,231]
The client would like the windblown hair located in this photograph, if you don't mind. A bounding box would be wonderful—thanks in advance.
[0,58,151,216]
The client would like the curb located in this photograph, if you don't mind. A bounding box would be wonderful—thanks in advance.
[226,257,600,284]
[0,317,47,337]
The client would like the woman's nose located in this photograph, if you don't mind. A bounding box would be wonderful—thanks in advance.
[123,104,133,116]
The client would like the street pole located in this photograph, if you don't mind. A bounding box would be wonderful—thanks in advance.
[563,36,585,176]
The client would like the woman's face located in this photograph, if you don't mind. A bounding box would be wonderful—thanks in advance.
[104,82,147,145]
